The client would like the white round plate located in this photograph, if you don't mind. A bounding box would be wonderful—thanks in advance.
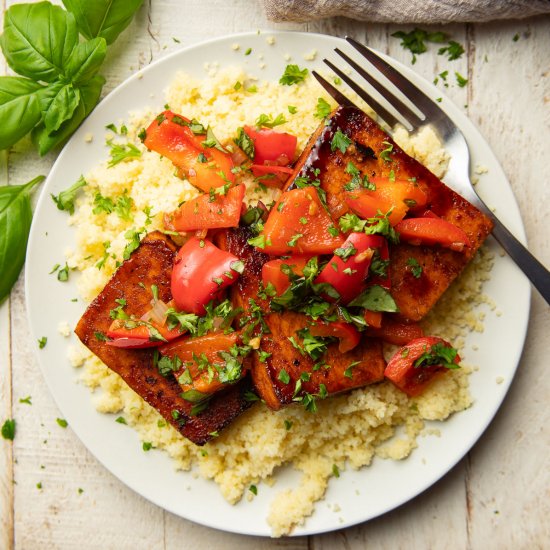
[25,31,530,537]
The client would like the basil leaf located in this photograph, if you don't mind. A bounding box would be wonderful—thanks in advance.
[32,75,104,155]
[62,0,144,45]
[40,82,81,134]
[1,2,78,82]
[0,175,45,304]
[348,285,399,312]
[181,389,208,404]
[0,77,44,149]
[64,37,107,84]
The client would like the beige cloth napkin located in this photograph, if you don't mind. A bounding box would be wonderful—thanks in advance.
[260,0,550,23]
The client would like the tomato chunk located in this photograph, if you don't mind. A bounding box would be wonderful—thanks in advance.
[244,125,297,165]
[366,317,424,345]
[260,187,344,255]
[106,318,183,349]
[251,164,294,188]
[144,110,234,192]
[314,233,385,304]
[261,256,311,296]
[345,176,427,226]
[363,310,383,329]
[171,237,242,315]
[169,184,245,231]
[309,321,361,353]
[160,332,242,396]
[395,217,471,252]
[384,336,460,396]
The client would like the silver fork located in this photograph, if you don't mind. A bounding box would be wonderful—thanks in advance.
[312,36,550,306]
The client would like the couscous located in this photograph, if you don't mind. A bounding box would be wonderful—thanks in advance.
[66,66,492,536]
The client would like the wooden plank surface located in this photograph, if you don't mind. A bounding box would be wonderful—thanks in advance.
[1,1,548,548]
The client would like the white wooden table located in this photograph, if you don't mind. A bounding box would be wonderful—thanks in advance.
[1,2,549,548]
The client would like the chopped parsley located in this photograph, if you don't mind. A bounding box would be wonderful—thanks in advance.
[202,126,227,153]
[287,233,303,247]
[155,354,182,377]
[279,64,309,85]
[107,141,141,167]
[334,243,357,261]
[1,419,16,440]
[92,192,114,215]
[438,40,465,61]
[115,416,127,424]
[255,113,287,129]
[57,263,70,282]
[363,211,400,244]
[278,369,290,384]
[391,28,448,64]
[19,396,32,405]
[56,418,68,428]
[331,130,352,154]
[95,241,111,270]
[113,192,134,221]
[343,162,375,191]
[234,127,255,159]
[314,97,331,119]
[407,257,423,278]
[38,337,47,349]
[455,71,468,88]
[247,234,268,249]
[287,105,297,114]
[51,175,87,215]
[123,228,145,260]
[414,342,460,370]
[380,141,394,162]
[344,360,360,379]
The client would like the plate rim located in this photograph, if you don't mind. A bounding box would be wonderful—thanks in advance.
[24,29,531,537]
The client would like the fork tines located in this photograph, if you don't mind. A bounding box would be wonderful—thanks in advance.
[317,36,441,131]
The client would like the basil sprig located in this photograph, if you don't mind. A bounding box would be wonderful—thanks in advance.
[0,0,143,155]
[0,176,45,303]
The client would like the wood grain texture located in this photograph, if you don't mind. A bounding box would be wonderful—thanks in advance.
[1,0,548,548]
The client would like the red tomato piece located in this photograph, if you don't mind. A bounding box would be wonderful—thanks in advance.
[251,164,294,188]
[244,125,297,165]
[260,187,344,255]
[366,317,424,345]
[363,310,383,329]
[261,256,311,296]
[345,176,427,226]
[314,233,384,304]
[171,237,241,315]
[384,336,460,396]
[309,321,361,353]
[106,319,183,349]
[395,217,472,252]
[170,184,245,232]
[159,332,242,395]
[144,110,235,192]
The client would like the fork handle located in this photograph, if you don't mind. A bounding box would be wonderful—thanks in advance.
[490,217,550,305]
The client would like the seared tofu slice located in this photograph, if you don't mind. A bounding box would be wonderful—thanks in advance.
[288,105,493,321]
[218,228,386,411]
[75,231,251,446]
